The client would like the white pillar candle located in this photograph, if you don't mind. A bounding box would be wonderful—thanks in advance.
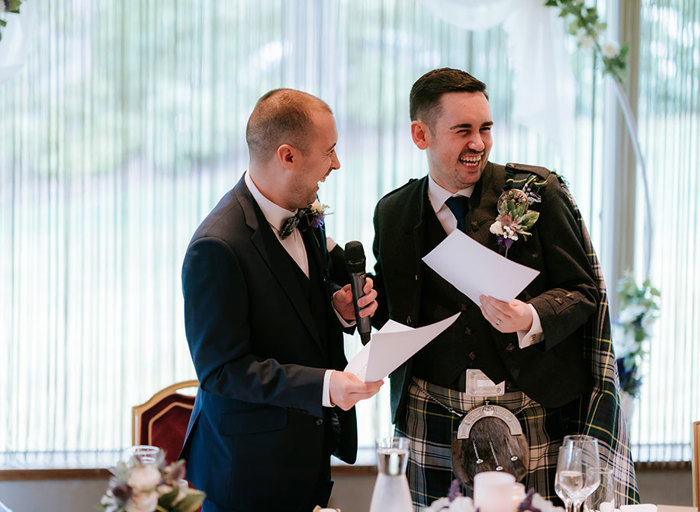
[512,483,526,510]
[474,472,516,512]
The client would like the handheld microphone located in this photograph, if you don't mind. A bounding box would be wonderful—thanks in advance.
[344,241,372,344]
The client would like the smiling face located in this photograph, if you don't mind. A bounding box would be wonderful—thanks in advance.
[413,91,493,193]
[288,108,340,208]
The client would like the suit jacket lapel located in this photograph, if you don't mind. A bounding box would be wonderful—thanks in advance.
[233,179,324,350]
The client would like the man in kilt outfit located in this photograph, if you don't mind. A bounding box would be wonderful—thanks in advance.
[371,68,638,507]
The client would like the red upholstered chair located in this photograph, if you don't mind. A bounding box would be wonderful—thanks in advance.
[693,420,700,507]
[132,380,198,465]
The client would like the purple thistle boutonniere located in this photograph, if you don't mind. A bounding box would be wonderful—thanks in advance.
[489,189,539,258]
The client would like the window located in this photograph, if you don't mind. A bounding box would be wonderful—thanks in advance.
[0,0,696,462]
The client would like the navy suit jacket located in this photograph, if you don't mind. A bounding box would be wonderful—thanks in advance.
[180,176,356,511]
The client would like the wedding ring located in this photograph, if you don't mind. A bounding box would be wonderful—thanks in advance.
[495,319,501,326]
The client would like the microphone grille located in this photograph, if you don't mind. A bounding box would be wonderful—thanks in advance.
[344,241,366,272]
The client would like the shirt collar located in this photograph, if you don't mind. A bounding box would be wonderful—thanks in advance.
[427,173,474,213]
[244,171,296,232]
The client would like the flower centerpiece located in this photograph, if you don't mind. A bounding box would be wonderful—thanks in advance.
[100,448,205,512]
[424,480,564,512]
[614,274,660,409]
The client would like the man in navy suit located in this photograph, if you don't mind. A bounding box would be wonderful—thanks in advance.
[181,89,383,512]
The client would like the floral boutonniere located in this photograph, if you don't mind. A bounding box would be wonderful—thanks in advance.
[304,199,330,229]
[489,189,539,258]
[279,200,331,240]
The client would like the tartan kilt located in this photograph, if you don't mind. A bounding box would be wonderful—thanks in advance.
[396,377,578,509]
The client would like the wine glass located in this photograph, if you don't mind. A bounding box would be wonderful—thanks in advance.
[584,467,615,512]
[554,438,601,512]
[123,445,164,466]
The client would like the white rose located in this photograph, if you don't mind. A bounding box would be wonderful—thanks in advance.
[126,491,159,512]
[602,42,620,58]
[127,464,161,492]
[489,221,504,236]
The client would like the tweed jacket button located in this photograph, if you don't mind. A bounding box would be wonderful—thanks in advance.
[316,418,324,426]
[464,327,473,336]
[505,343,515,352]
[554,297,563,304]
[468,351,477,361]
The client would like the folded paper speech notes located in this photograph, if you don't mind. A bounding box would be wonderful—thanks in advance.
[422,229,540,305]
[345,313,460,382]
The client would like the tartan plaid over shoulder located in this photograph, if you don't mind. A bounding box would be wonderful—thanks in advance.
[506,166,640,504]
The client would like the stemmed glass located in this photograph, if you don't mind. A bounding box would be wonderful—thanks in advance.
[554,436,601,512]
[584,467,615,512]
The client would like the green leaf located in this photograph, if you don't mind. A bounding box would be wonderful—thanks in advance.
[158,487,179,509]
[520,211,540,229]
[172,492,207,512]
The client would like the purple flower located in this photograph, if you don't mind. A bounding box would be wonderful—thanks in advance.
[448,479,461,502]
[517,489,541,512]
[111,482,133,505]
[497,236,515,250]
[309,214,325,229]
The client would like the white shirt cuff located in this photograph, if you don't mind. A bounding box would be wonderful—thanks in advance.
[332,290,356,328]
[322,369,334,407]
[517,304,544,348]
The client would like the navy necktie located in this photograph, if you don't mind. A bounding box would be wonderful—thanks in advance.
[445,195,469,233]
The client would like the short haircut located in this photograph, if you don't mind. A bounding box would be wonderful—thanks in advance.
[409,68,488,128]
[246,88,332,162]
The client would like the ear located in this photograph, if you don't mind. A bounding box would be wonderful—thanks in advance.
[411,121,430,150]
[276,144,298,170]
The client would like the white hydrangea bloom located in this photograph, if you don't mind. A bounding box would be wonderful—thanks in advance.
[424,496,475,512]
[503,225,518,241]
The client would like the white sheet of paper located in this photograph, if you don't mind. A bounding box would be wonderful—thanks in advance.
[422,230,540,304]
[345,313,460,382]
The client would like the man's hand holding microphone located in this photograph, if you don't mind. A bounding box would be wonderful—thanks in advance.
[329,241,383,410]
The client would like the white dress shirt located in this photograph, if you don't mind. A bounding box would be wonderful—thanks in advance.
[427,174,543,348]
[244,172,335,406]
